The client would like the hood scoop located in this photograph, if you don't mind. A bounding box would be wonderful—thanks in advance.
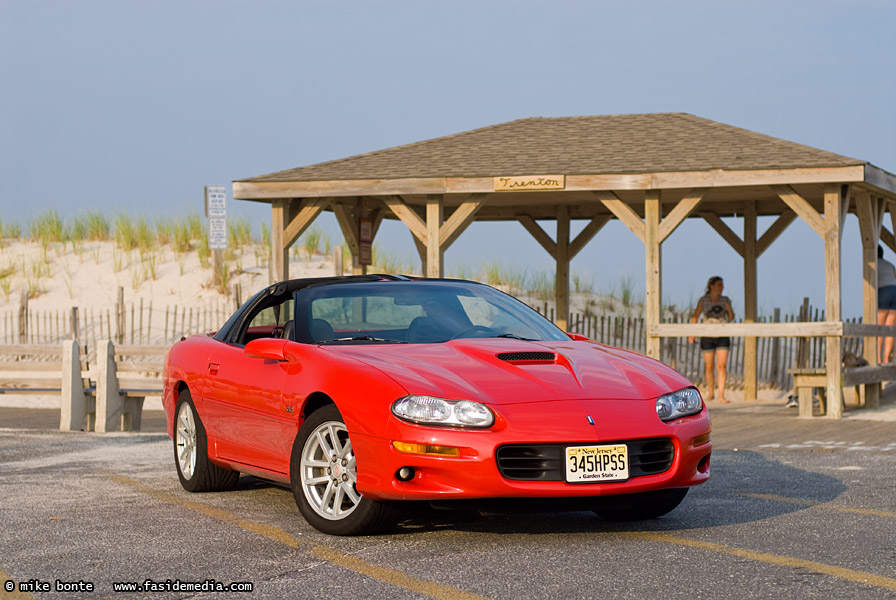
[496,351,557,364]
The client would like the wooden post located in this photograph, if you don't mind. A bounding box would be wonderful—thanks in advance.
[271,199,290,283]
[743,201,758,401]
[644,191,661,358]
[856,192,884,408]
[824,184,843,418]
[426,195,443,278]
[555,205,570,331]
[334,245,343,276]
[770,307,781,384]
[70,307,80,347]
[18,291,28,344]
[115,287,124,344]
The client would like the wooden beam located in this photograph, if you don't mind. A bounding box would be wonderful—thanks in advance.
[881,226,896,253]
[756,211,797,257]
[440,194,487,249]
[651,322,846,337]
[382,196,427,243]
[517,215,557,256]
[644,191,661,358]
[658,189,707,243]
[283,198,330,248]
[771,184,825,238]
[232,165,869,200]
[333,199,369,275]
[333,203,359,256]
[593,191,646,243]
[700,212,744,257]
[569,215,610,259]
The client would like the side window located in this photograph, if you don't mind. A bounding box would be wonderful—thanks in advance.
[236,296,294,344]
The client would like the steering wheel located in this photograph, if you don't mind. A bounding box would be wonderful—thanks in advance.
[450,325,496,340]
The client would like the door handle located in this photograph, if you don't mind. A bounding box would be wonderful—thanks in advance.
[208,363,220,374]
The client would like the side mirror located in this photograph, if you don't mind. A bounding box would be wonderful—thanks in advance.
[245,338,292,362]
[567,332,590,341]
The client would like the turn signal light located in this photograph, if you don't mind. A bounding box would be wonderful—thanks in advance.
[392,441,460,457]
[692,433,711,447]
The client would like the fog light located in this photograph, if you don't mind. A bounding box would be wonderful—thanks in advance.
[396,467,415,481]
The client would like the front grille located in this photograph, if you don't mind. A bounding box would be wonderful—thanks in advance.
[496,351,556,362]
[496,439,674,481]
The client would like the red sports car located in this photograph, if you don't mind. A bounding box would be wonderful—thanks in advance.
[163,275,711,535]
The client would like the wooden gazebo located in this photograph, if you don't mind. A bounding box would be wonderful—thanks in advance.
[233,113,896,418]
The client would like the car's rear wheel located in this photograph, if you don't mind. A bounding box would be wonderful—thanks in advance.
[593,488,688,521]
[291,404,398,535]
[174,389,239,493]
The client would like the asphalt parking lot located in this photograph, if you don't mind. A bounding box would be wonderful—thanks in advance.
[1,397,895,599]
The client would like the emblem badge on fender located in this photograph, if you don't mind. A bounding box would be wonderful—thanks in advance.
[587,416,595,425]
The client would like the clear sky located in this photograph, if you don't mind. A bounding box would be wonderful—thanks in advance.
[1,0,894,315]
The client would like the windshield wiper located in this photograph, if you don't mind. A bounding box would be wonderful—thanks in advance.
[494,333,536,341]
[319,336,408,344]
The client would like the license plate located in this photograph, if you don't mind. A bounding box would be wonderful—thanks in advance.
[565,444,629,483]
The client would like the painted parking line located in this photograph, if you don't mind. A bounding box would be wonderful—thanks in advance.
[758,441,896,452]
[0,569,37,599]
[623,531,896,592]
[740,491,896,519]
[106,474,488,600]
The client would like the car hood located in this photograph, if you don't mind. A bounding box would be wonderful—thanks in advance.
[327,339,691,404]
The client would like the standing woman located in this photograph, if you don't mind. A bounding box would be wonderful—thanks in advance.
[688,276,736,403]
[877,246,896,363]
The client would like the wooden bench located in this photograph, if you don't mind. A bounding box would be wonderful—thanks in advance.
[0,342,87,394]
[0,342,94,430]
[789,365,896,417]
[0,340,166,433]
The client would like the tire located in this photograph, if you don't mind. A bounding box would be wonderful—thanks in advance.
[290,404,398,535]
[594,488,689,522]
[174,389,240,493]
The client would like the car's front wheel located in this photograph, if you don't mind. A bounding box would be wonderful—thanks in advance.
[174,389,240,493]
[290,404,398,535]
[594,488,688,521]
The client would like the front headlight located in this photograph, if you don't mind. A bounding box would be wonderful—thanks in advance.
[392,395,495,428]
[656,387,703,422]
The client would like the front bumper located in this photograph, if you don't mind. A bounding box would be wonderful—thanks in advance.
[351,399,711,501]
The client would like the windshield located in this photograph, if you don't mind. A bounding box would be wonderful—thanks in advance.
[296,280,568,344]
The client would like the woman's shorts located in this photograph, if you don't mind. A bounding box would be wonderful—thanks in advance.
[700,337,730,351]
[879,285,896,310]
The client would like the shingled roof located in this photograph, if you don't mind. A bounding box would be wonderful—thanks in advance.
[240,113,864,183]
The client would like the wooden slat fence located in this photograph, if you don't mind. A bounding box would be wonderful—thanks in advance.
[0,299,235,347]
[536,303,865,391]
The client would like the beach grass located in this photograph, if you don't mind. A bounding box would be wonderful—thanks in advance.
[29,209,65,246]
